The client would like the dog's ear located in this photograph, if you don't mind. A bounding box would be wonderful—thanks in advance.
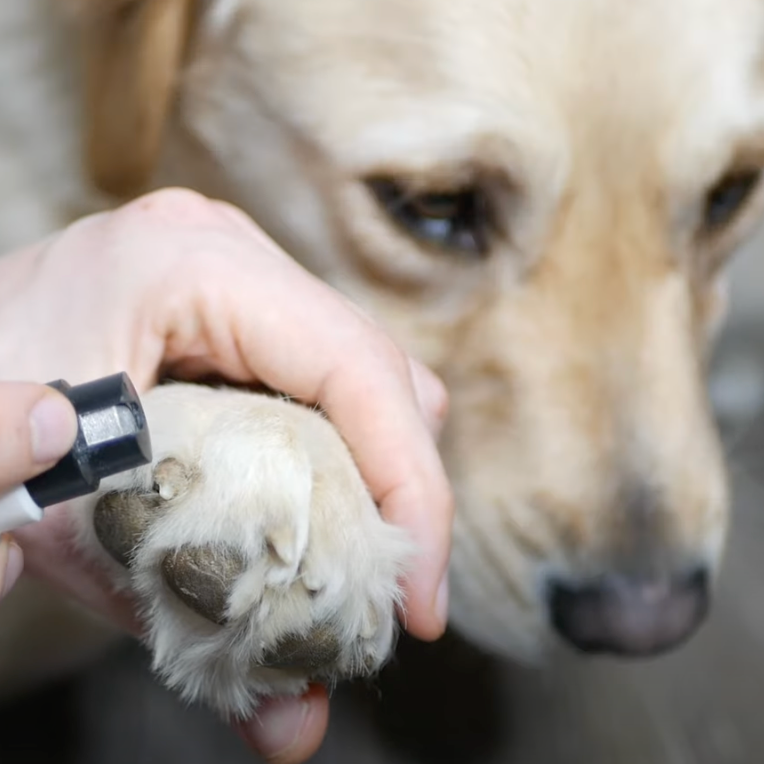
[79,0,195,199]
[59,0,136,14]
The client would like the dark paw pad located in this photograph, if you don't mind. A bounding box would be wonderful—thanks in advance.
[260,624,341,671]
[161,544,247,625]
[94,491,161,567]
[93,458,193,567]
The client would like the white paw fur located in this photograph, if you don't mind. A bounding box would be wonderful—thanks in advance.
[67,383,413,718]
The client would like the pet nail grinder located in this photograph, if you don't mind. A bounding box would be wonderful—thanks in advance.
[0,372,152,534]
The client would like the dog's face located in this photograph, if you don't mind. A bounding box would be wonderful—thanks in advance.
[176,0,764,659]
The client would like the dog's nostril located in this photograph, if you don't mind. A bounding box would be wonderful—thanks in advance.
[548,568,710,658]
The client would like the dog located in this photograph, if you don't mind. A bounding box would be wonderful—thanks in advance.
[1,0,763,720]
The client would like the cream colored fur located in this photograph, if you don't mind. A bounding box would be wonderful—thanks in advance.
[71,384,412,715]
[2,0,764,718]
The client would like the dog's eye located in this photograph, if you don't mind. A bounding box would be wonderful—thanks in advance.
[368,179,491,256]
[703,170,761,232]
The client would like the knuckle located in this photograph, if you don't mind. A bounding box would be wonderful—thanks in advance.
[370,332,410,378]
[119,187,222,228]
[426,370,450,421]
[409,360,450,425]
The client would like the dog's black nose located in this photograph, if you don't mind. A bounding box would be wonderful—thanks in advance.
[548,569,709,657]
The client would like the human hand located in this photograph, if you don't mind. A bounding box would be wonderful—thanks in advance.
[0,382,77,601]
[0,188,453,762]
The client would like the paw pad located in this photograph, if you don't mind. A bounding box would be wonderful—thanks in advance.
[161,544,247,626]
[93,458,193,568]
[78,388,409,717]
[260,623,342,671]
[94,491,160,567]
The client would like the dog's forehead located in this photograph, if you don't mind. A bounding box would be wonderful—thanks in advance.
[236,0,764,182]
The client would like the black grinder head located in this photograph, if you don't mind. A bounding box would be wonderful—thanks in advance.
[24,372,152,508]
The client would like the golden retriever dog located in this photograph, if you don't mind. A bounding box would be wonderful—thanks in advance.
[1,0,763,722]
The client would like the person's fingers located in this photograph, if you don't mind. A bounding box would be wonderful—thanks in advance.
[152,218,454,640]
[220,263,452,639]
[15,191,453,640]
[235,685,330,764]
[0,533,23,599]
[314,355,453,640]
[0,383,78,492]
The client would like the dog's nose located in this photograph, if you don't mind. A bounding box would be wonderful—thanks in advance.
[548,569,709,657]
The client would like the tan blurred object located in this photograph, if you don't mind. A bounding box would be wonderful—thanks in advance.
[82,0,195,199]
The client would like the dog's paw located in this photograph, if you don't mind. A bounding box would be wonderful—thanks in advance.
[68,383,413,717]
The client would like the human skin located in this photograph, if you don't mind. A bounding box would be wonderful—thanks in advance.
[0,188,453,763]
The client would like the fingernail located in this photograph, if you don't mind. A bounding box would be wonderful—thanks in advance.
[245,697,309,761]
[29,393,77,464]
[435,572,449,628]
[0,534,23,597]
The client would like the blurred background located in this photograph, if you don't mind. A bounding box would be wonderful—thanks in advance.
[3,228,764,764]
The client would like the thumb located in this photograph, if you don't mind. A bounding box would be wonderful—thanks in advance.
[0,382,78,493]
